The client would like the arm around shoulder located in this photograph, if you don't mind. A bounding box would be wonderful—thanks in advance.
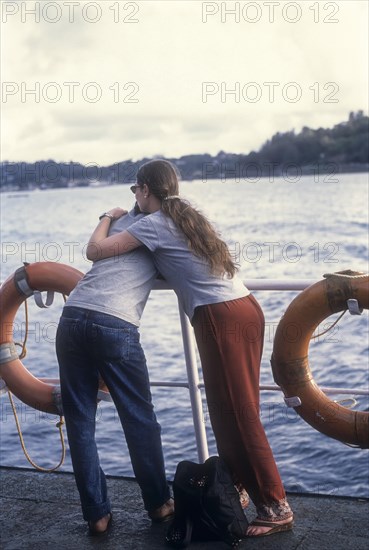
[86,211,143,261]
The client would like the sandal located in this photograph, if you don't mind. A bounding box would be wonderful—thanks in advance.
[234,484,250,510]
[247,518,294,537]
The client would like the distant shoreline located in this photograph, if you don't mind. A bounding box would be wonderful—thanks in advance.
[1,164,368,193]
[2,112,368,190]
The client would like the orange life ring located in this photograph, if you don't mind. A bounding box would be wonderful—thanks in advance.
[0,262,83,414]
[271,271,369,449]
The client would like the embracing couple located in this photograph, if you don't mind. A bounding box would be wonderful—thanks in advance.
[56,159,293,540]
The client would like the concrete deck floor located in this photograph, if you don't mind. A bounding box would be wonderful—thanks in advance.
[0,466,368,550]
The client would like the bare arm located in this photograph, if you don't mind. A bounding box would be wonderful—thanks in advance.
[86,207,143,261]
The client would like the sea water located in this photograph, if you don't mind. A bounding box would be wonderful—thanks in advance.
[1,172,368,498]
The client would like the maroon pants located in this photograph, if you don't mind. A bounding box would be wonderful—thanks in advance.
[193,295,288,513]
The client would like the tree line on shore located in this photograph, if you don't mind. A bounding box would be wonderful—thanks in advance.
[1,111,368,190]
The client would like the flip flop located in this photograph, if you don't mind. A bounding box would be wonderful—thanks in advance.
[246,518,294,537]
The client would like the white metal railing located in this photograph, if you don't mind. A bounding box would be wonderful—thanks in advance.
[150,279,320,461]
[153,279,368,461]
[1,279,368,463]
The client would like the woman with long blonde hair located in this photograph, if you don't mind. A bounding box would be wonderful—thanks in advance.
[87,159,294,538]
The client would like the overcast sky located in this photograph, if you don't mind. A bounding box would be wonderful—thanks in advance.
[1,0,368,165]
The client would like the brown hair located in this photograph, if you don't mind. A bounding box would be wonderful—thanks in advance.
[136,159,237,277]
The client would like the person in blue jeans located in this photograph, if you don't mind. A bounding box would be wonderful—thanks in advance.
[85,160,293,538]
[55,205,173,535]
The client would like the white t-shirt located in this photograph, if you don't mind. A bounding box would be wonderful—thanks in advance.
[66,209,157,326]
[127,210,249,321]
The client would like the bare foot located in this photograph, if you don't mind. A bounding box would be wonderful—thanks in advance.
[246,516,293,537]
[88,513,112,535]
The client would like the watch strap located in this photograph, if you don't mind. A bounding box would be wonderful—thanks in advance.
[99,212,114,221]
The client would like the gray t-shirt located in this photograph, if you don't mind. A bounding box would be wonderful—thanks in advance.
[127,210,249,321]
[65,209,157,326]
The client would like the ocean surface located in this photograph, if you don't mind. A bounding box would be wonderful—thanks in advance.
[1,173,368,498]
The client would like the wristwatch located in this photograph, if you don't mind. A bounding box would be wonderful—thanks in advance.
[99,212,114,221]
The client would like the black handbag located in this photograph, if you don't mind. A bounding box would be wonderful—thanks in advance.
[166,456,248,548]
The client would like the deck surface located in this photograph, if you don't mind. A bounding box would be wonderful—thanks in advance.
[0,466,368,549]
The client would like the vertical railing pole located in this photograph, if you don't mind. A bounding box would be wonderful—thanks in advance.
[177,300,209,463]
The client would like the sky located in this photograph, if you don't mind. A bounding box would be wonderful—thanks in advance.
[1,0,368,165]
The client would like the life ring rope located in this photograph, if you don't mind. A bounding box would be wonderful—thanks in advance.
[3,289,67,471]
[15,299,28,360]
[311,309,346,340]
[7,389,66,473]
[0,262,84,471]
[324,270,369,279]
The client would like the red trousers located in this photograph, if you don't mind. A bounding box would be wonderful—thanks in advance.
[193,294,291,518]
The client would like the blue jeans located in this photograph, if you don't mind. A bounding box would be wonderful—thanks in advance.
[56,306,170,522]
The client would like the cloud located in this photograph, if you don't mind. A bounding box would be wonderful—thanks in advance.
[1,0,368,163]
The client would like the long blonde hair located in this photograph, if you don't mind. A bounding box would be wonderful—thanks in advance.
[136,159,237,277]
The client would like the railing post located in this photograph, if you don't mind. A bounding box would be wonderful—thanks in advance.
[177,300,209,463]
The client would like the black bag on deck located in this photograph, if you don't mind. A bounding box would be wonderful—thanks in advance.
[165,456,248,548]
